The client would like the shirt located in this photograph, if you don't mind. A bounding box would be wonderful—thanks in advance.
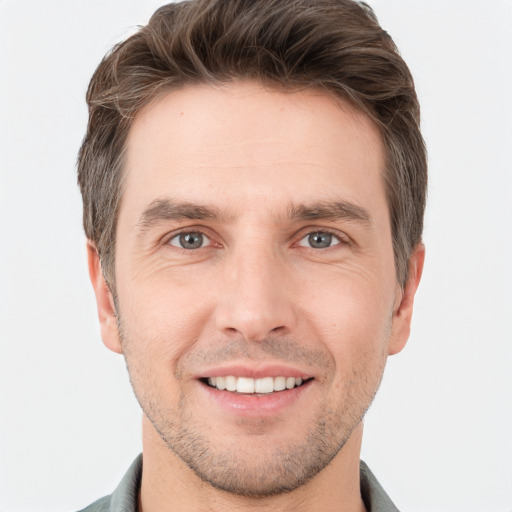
[78,455,399,512]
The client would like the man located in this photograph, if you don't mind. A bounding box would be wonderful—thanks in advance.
[77,0,426,510]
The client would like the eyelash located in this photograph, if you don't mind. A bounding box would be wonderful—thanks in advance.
[164,227,350,251]
[166,230,214,250]
[296,229,349,250]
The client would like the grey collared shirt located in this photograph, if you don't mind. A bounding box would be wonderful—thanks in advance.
[78,455,399,512]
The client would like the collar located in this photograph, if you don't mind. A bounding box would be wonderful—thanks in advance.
[86,455,399,512]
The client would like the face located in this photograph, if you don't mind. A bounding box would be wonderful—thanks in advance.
[89,82,423,497]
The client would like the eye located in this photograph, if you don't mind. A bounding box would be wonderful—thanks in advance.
[298,231,342,249]
[168,232,210,250]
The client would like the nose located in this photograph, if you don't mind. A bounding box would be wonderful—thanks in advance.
[214,245,298,342]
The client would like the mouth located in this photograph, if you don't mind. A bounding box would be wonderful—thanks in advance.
[201,375,312,394]
[196,368,315,415]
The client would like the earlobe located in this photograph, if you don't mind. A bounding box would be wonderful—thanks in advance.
[388,243,425,355]
[87,242,123,354]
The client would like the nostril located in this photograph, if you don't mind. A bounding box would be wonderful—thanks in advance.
[215,301,296,342]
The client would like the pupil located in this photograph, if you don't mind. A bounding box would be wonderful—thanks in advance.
[309,232,331,248]
[180,232,203,249]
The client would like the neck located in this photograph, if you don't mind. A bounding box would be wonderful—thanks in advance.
[138,416,366,512]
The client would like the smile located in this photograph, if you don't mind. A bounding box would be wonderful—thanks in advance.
[205,376,308,394]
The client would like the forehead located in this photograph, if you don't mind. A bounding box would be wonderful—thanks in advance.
[122,81,386,218]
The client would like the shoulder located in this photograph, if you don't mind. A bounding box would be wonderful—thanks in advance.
[75,494,111,512]
[74,455,142,512]
[360,460,400,512]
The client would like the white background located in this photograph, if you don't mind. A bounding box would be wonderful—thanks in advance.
[1,1,511,511]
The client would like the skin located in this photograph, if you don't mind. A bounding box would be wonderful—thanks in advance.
[88,81,424,512]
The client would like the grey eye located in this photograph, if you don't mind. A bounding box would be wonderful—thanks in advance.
[298,231,339,249]
[169,232,209,249]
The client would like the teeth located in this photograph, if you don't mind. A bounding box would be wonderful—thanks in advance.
[206,376,306,394]
[216,376,226,390]
[237,377,255,393]
[254,377,273,394]
[274,376,286,391]
[225,375,237,392]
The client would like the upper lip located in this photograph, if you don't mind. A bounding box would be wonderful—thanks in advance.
[194,363,313,380]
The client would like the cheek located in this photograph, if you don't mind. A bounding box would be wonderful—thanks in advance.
[117,270,215,365]
[313,284,390,409]
[304,270,394,365]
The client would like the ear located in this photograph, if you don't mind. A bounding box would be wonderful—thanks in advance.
[388,243,425,356]
[87,241,123,354]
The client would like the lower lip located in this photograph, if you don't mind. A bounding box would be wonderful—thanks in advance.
[201,380,313,416]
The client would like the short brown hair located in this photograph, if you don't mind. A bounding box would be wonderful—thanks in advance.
[78,0,427,287]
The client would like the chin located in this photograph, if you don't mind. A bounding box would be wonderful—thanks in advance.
[147,403,364,498]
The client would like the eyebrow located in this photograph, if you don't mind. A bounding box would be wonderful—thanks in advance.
[137,199,222,231]
[288,200,371,224]
[136,197,372,232]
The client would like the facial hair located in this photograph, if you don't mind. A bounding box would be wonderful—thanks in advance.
[119,321,388,498]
